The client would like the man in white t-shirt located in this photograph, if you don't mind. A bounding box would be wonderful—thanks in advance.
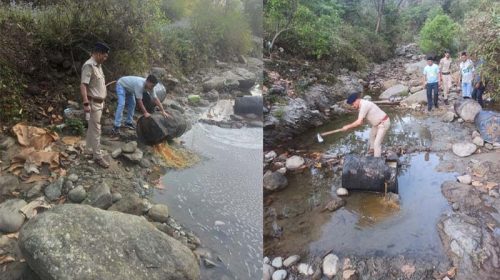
[423,56,440,111]
[439,50,452,105]
[458,51,475,99]
[342,93,390,157]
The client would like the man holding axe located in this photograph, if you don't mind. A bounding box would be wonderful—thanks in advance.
[319,92,390,157]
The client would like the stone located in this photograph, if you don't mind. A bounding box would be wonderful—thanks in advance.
[0,199,27,233]
[62,180,74,194]
[272,270,287,280]
[379,85,408,100]
[410,86,423,93]
[277,167,287,174]
[263,171,288,192]
[405,60,427,74]
[441,214,481,257]
[323,197,345,212]
[458,118,464,123]
[485,143,494,150]
[122,141,137,153]
[67,174,79,182]
[0,136,16,150]
[68,185,87,203]
[401,90,427,105]
[297,263,314,276]
[44,177,64,201]
[263,256,270,264]
[111,148,122,159]
[343,269,358,280]
[265,151,277,162]
[454,99,482,123]
[19,204,199,280]
[457,175,472,185]
[382,79,399,90]
[26,183,43,199]
[271,256,283,268]
[108,193,150,215]
[452,143,477,157]
[286,155,305,170]
[471,181,483,188]
[122,149,144,163]
[112,192,122,203]
[472,136,484,147]
[472,131,481,138]
[148,204,169,223]
[263,263,275,280]
[322,253,340,278]
[336,187,349,196]
[452,202,460,211]
[442,111,455,122]
[82,183,112,209]
[283,255,300,267]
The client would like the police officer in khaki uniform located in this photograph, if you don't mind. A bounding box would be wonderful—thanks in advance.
[80,42,110,168]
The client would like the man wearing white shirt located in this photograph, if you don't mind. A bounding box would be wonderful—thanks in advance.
[458,51,475,99]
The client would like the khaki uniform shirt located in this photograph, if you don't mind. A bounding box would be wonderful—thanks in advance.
[439,57,452,73]
[358,99,386,126]
[81,57,106,99]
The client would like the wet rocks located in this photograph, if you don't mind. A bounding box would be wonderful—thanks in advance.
[271,256,283,268]
[452,143,477,157]
[263,171,288,192]
[68,185,87,203]
[82,183,112,209]
[148,204,169,223]
[265,151,277,162]
[19,204,200,280]
[44,177,64,201]
[298,263,314,275]
[323,197,345,212]
[263,263,275,280]
[108,193,149,215]
[441,111,456,122]
[456,175,472,185]
[336,187,349,196]
[283,255,300,267]
[472,136,484,147]
[272,270,287,280]
[323,253,340,278]
[0,199,27,233]
[285,155,304,170]
[379,85,408,100]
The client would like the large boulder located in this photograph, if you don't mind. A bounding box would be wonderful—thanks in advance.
[474,110,500,143]
[342,154,398,193]
[19,204,200,280]
[401,90,427,105]
[379,85,408,100]
[136,109,190,145]
[234,96,263,117]
[405,60,427,75]
[203,68,256,92]
[454,99,482,123]
[452,143,477,157]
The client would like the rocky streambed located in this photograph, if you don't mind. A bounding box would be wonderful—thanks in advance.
[0,57,263,280]
[263,44,500,280]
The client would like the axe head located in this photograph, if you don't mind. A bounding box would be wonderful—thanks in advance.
[317,133,324,143]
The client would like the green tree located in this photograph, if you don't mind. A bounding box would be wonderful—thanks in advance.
[419,13,459,54]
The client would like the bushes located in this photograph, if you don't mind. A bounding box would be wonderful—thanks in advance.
[419,13,459,55]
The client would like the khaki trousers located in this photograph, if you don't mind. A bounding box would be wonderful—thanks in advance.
[442,74,452,100]
[369,118,391,157]
[85,101,104,159]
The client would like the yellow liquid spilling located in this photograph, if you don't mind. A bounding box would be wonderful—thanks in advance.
[153,142,197,169]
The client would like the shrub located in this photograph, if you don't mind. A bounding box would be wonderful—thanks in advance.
[419,13,459,54]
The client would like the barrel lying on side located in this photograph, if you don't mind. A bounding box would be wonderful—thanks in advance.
[234,96,263,117]
[475,110,500,143]
[342,154,398,193]
[136,108,190,145]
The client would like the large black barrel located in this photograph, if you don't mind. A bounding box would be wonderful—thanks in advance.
[475,110,500,143]
[136,109,190,145]
[342,154,398,193]
[234,96,263,117]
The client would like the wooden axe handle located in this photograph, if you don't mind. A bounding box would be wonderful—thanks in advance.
[320,128,343,137]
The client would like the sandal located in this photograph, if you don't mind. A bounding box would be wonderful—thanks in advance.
[95,157,110,169]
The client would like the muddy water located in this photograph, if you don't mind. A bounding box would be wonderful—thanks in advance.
[154,123,262,280]
[265,110,456,262]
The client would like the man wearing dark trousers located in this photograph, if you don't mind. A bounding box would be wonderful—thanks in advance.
[423,56,440,111]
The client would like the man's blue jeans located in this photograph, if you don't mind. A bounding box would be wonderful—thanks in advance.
[462,82,473,98]
[426,82,439,110]
[114,84,136,128]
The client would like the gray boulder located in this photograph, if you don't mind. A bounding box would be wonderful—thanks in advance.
[454,100,482,123]
[405,60,427,75]
[108,193,149,215]
[0,199,27,233]
[83,183,112,209]
[402,90,427,105]
[452,143,477,157]
[68,185,87,203]
[263,171,288,192]
[148,204,169,223]
[44,177,64,201]
[379,85,408,100]
[19,204,200,280]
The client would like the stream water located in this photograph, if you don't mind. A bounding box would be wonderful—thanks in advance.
[154,123,263,280]
[265,109,456,263]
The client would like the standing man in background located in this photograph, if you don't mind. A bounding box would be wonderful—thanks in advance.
[423,56,440,111]
[81,42,110,168]
[458,51,475,99]
[439,50,452,105]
